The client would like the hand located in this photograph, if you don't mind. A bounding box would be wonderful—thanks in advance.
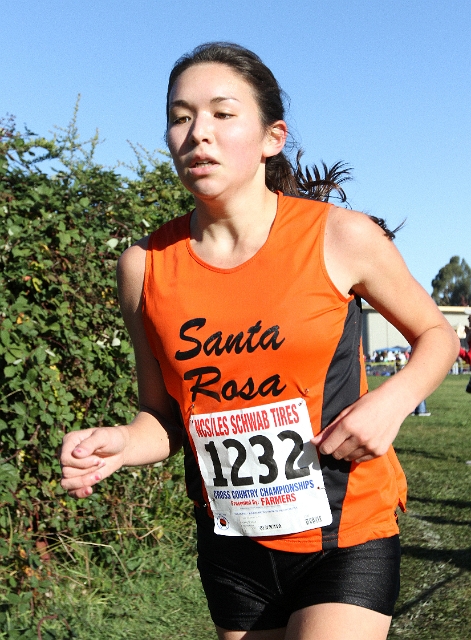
[60,426,128,499]
[311,391,403,463]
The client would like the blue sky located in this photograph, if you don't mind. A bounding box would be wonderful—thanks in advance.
[3,0,470,294]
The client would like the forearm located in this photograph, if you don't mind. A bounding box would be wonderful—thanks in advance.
[117,408,183,467]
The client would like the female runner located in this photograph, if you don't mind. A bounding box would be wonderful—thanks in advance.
[60,42,459,640]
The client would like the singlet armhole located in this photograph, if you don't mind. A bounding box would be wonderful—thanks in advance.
[143,211,193,304]
[141,231,168,369]
[319,205,354,304]
[142,232,155,316]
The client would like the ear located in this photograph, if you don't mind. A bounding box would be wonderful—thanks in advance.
[263,120,288,158]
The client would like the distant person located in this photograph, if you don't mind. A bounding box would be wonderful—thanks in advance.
[411,400,431,416]
[59,42,459,640]
[460,314,471,393]
[395,354,402,373]
[459,313,471,393]
[395,352,407,373]
[462,316,471,463]
[459,350,471,392]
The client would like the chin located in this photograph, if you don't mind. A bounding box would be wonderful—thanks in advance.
[186,181,226,201]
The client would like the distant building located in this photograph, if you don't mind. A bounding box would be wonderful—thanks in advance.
[361,304,471,357]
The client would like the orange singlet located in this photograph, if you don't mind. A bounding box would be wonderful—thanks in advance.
[142,192,407,553]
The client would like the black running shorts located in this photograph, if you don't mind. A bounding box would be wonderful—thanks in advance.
[195,507,401,631]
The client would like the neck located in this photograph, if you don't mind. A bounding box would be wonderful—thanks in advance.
[190,185,279,269]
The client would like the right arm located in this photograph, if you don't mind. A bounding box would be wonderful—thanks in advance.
[60,237,183,499]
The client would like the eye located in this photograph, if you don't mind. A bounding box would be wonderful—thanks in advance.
[171,115,191,125]
[215,112,233,119]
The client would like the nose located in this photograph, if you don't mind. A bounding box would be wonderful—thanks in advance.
[189,112,214,145]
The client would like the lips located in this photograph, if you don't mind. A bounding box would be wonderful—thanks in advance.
[190,156,218,168]
[187,156,219,176]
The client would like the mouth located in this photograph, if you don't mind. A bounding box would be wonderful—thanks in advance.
[190,157,218,168]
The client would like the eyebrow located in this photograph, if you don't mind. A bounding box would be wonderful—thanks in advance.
[169,96,240,109]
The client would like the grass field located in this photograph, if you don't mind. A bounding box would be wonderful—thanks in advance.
[2,375,470,639]
[374,374,471,639]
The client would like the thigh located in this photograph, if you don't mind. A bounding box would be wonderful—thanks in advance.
[286,602,391,640]
[215,601,391,640]
[215,625,286,640]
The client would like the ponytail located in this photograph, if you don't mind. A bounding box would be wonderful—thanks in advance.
[266,150,351,202]
[265,153,299,195]
[267,151,402,240]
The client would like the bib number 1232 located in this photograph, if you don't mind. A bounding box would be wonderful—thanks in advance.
[189,398,332,537]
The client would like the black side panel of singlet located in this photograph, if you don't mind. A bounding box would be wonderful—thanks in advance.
[169,396,205,506]
[183,428,206,506]
[320,296,363,549]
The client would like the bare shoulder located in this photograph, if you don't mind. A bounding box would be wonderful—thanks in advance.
[324,206,400,296]
[325,206,453,344]
[325,206,391,251]
[117,236,149,316]
[117,236,149,283]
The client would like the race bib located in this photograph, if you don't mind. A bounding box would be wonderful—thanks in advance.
[189,398,332,537]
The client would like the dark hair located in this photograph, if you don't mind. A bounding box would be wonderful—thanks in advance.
[167,42,401,238]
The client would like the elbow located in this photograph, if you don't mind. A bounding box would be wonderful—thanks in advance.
[410,320,460,364]
[452,329,461,358]
[441,322,461,364]
[168,425,183,457]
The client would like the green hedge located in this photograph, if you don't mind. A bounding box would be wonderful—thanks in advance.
[0,113,194,606]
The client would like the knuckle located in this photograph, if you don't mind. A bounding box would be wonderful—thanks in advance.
[375,444,388,457]
[321,444,335,456]
[61,466,77,480]
[352,431,369,448]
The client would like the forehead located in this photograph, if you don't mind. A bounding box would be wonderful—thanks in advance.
[169,62,256,104]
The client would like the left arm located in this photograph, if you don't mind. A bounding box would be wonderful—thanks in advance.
[313,208,460,462]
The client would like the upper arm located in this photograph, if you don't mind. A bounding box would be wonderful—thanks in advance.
[324,207,453,345]
[117,238,176,423]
